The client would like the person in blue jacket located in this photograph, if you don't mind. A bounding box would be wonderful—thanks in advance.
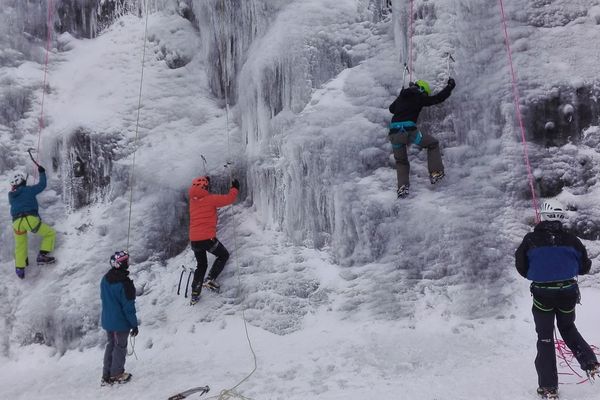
[515,199,599,399]
[8,166,56,279]
[101,250,138,385]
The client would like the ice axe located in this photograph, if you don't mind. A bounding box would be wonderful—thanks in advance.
[200,154,208,176]
[27,148,41,168]
[401,62,410,88]
[444,52,455,78]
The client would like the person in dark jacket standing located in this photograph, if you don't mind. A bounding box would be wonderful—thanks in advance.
[101,250,138,386]
[188,176,239,305]
[388,78,455,198]
[515,199,599,399]
[8,166,56,279]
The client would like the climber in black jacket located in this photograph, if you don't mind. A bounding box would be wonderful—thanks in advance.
[388,78,455,198]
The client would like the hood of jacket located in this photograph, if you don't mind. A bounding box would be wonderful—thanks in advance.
[534,220,563,233]
[9,185,25,198]
[189,185,209,200]
[105,267,130,284]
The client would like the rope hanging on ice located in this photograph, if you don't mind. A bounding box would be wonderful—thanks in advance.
[408,0,414,82]
[33,0,55,182]
[498,0,540,222]
[126,0,151,251]
[203,83,257,400]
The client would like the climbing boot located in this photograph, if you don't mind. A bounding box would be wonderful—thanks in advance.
[536,387,558,399]
[429,171,445,184]
[203,278,221,293]
[397,185,409,199]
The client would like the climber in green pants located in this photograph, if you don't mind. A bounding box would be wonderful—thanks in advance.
[8,165,56,279]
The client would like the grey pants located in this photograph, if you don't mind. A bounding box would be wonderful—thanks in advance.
[103,331,129,378]
[389,129,444,187]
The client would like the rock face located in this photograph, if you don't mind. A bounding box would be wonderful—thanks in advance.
[524,85,600,147]
[51,128,113,210]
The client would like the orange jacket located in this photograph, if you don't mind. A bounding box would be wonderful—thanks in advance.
[189,185,238,241]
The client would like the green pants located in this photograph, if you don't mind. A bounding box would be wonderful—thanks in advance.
[12,215,56,269]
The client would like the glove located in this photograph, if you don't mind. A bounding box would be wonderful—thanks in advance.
[130,327,138,337]
[447,78,456,90]
[38,165,46,173]
[231,179,240,190]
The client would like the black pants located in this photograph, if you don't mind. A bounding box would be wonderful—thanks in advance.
[531,284,597,388]
[191,238,229,292]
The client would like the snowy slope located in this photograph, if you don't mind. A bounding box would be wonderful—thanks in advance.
[0,0,600,399]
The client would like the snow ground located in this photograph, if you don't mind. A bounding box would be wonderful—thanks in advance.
[1,287,600,400]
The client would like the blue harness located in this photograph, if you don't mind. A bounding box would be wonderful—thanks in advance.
[389,121,423,147]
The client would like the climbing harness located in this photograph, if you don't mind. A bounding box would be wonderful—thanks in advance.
[498,0,540,222]
[389,121,423,147]
[13,215,43,235]
[125,0,150,251]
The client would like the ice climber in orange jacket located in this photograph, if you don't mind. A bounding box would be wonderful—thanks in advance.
[188,175,239,305]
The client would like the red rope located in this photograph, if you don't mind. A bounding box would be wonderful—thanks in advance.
[498,0,540,223]
[555,337,600,385]
[408,0,414,82]
[36,0,54,167]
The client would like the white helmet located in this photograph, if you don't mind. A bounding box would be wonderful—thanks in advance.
[540,199,566,222]
[10,173,26,187]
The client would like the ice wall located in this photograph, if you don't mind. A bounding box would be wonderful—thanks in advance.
[219,0,600,318]
[2,0,600,353]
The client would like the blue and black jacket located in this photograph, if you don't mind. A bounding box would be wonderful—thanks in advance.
[8,172,46,219]
[515,221,591,283]
[101,268,138,332]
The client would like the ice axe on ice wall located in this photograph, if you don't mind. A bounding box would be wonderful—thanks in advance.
[27,148,43,182]
[401,63,410,88]
[27,147,41,168]
[444,52,455,78]
[201,154,208,176]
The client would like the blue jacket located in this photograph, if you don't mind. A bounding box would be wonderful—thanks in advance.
[515,221,591,282]
[101,268,138,332]
[8,172,46,219]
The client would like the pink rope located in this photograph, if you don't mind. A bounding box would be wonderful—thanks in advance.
[408,0,414,81]
[36,0,54,169]
[498,0,540,223]
[555,337,600,385]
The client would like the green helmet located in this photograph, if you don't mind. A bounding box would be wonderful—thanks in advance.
[415,80,431,96]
